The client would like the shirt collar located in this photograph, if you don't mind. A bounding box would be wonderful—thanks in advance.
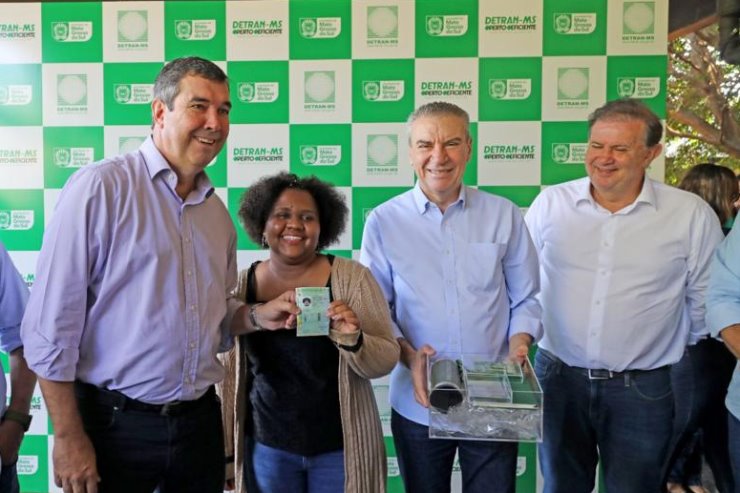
[411,182,466,214]
[576,176,656,212]
[139,136,215,200]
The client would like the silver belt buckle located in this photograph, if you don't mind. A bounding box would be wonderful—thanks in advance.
[587,369,613,380]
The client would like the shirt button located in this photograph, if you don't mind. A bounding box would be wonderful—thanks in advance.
[186,271,192,277]
[595,300,601,305]
[189,342,196,349]
[190,305,196,311]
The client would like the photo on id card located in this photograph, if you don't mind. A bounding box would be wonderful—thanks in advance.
[296,286,330,336]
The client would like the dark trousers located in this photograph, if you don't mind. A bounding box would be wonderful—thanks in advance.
[666,338,735,492]
[729,412,740,493]
[0,463,19,493]
[75,384,225,493]
[535,349,674,493]
[391,409,517,493]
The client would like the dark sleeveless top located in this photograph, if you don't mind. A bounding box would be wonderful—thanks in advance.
[244,255,343,455]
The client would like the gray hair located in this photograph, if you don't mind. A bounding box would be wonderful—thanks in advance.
[406,101,471,144]
[153,57,228,110]
[588,99,663,147]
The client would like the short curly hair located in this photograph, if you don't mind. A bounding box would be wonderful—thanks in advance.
[238,172,348,251]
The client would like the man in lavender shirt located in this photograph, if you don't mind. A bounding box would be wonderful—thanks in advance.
[21,57,250,493]
[0,241,37,493]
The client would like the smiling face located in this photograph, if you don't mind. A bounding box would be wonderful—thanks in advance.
[264,188,321,265]
[408,114,471,211]
[152,74,231,178]
[586,117,662,210]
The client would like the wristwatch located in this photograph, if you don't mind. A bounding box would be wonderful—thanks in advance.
[2,409,32,432]
[249,303,265,332]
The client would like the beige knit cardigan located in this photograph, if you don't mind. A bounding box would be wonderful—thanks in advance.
[217,256,400,493]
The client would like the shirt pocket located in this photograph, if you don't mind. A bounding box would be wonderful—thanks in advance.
[464,242,506,292]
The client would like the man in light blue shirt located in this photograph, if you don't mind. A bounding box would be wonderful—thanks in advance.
[0,241,36,493]
[360,102,541,493]
[706,220,740,480]
[524,99,723,493]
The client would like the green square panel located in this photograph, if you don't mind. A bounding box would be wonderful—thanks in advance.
[289,0,351,60]
[479,57,542,121]
[103,62,162,125]
[0,64,42,126]
[42,2,102,62]
[543,0,607,56]
[164,1,226,61]
[515,443,538,492]
[352,59,414,123]
[480,186,541,208]
[324,249,352,259]
[352,186,409,249]
[0,190,44,251]
[541,121,589,185]
[385,436,405,493]
[206,144,228,188]
[228,61,289,124]
[17,435,49,493]
[227,187,259,250]
[43,127,104,189]
[415,0,478,58]
[290,124,352,187]
[463,122,477,187]
[607,55,667,118]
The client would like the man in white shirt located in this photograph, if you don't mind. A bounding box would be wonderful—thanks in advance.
[524,99,723,493]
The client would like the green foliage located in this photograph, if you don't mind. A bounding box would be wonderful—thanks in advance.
[665,25,740,185]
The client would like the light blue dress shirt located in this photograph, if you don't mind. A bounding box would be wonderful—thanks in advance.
[21,137,241,404]
[525,177,723,371]
[0,240,29,414]
[360,184,541,425]
[706,223,740,420]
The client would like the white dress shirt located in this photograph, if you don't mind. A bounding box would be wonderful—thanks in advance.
[525,177,723,371]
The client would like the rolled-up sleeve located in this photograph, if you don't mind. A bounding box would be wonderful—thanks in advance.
[0,243,29,354]
[21,169,108,381]
[503,205,542,342]
[685,203,724,343]
[219,231,241,353]
[359,211,404,340]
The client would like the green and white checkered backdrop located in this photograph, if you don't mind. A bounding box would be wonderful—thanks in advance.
[0,1,667,491]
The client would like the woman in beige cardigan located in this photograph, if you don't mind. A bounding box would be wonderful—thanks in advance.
[219,172,399,493]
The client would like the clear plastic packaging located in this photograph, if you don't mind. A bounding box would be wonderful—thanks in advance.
[427,353,543,442]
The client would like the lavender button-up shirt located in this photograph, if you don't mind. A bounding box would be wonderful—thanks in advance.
[21,137,241,404]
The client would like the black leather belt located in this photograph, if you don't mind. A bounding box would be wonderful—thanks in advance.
[539,349,668,381]
[74,381,215,417]
[573,364,669,381]
[583,368,624,380]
